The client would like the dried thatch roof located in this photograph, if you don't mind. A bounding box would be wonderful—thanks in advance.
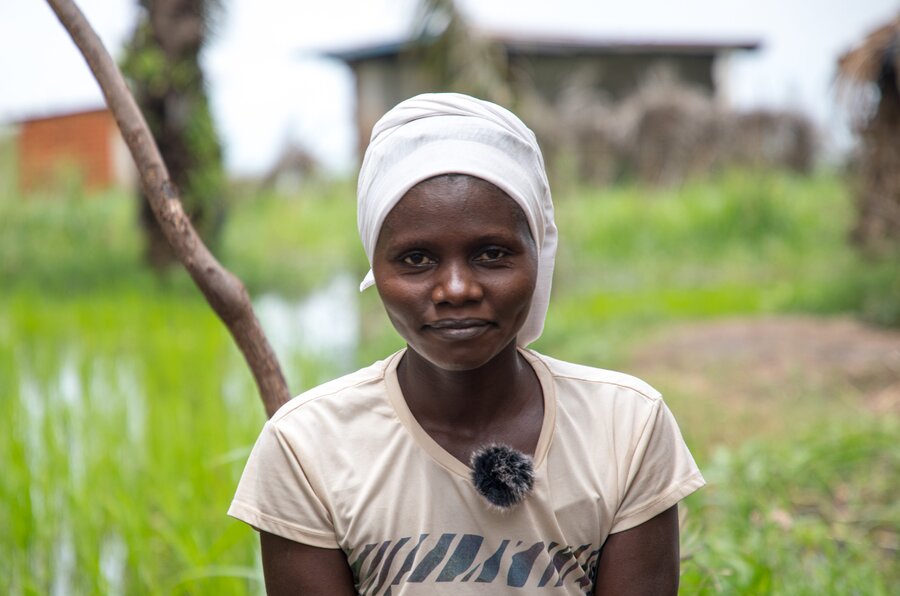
[837,15,900,98]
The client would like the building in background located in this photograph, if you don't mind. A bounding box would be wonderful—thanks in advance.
[16,107,136,194]
[324,31,759,159]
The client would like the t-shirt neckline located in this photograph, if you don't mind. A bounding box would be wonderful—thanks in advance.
[383,347,557,478]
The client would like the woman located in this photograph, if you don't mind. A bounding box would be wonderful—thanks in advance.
[229,93,705,595]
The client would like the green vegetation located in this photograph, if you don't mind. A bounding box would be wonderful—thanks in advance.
[682,420,898,594]
[542,170,899,365]
[1,170,897,593]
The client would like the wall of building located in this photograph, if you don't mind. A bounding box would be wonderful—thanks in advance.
[512,53,716,103]
[353,58,442,158]
[17,108,133,193]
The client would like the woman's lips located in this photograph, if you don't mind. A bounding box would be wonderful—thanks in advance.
[426,319,492,340]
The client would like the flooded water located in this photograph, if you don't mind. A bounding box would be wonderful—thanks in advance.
[254,273,360,379]
[50,524,74,596]
[99,532,127,595]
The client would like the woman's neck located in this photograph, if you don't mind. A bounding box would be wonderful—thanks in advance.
[396,340,539,431]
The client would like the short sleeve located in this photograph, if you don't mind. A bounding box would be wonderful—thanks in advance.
[227,421,339,548]
[609,399,705,534]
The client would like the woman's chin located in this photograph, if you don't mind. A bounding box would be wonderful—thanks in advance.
[405,337,518,373]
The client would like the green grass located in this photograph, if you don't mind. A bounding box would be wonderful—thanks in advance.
[1,169,897,593]
[219,180,368,296]
[681,420,899,594]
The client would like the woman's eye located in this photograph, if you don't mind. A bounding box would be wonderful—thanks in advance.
[474,248,507,261]
[402,252,435,266]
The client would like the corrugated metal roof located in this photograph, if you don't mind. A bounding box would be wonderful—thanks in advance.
[321,30,761,63]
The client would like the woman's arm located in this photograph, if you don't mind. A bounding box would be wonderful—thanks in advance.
[260,531,357,595]
[593,505,680,596]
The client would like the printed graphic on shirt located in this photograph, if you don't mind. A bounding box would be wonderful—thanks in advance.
[349,533,600,594]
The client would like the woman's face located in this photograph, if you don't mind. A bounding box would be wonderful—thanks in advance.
[372,175,538,372]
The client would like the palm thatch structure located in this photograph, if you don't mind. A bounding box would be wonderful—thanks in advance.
[838,15,900,253]
[408,0,513,107]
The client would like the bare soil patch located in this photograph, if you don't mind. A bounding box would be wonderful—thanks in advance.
[629,315,900,415]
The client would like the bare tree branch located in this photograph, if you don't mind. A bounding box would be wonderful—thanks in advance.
[46,0,290,418]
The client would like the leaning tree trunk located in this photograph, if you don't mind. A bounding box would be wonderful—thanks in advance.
[46,0,289,418]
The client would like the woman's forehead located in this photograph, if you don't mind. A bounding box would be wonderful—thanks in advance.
[383,174,532,235]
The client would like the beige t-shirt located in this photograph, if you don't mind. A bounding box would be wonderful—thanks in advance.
[229,348,705,594]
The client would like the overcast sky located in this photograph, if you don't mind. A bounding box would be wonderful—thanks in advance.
[1,0,898,174]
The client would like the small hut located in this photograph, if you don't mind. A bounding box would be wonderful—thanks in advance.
[838,15,900,253]
[16,107,136,194]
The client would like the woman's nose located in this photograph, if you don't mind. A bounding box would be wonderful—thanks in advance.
[431,261,484,305]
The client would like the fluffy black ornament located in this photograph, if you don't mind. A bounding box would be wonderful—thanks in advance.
[469,444,535,510]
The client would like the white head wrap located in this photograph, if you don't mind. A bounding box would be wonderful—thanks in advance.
[357,92,557,346]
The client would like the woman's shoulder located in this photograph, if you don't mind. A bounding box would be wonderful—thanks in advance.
[526,350,677,445]
[524,349,662,404]
[268,350,404,425]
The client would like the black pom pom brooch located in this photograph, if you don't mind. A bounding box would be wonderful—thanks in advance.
[469,444,535,510]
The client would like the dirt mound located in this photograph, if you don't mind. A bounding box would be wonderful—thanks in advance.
[629,315,900,414]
